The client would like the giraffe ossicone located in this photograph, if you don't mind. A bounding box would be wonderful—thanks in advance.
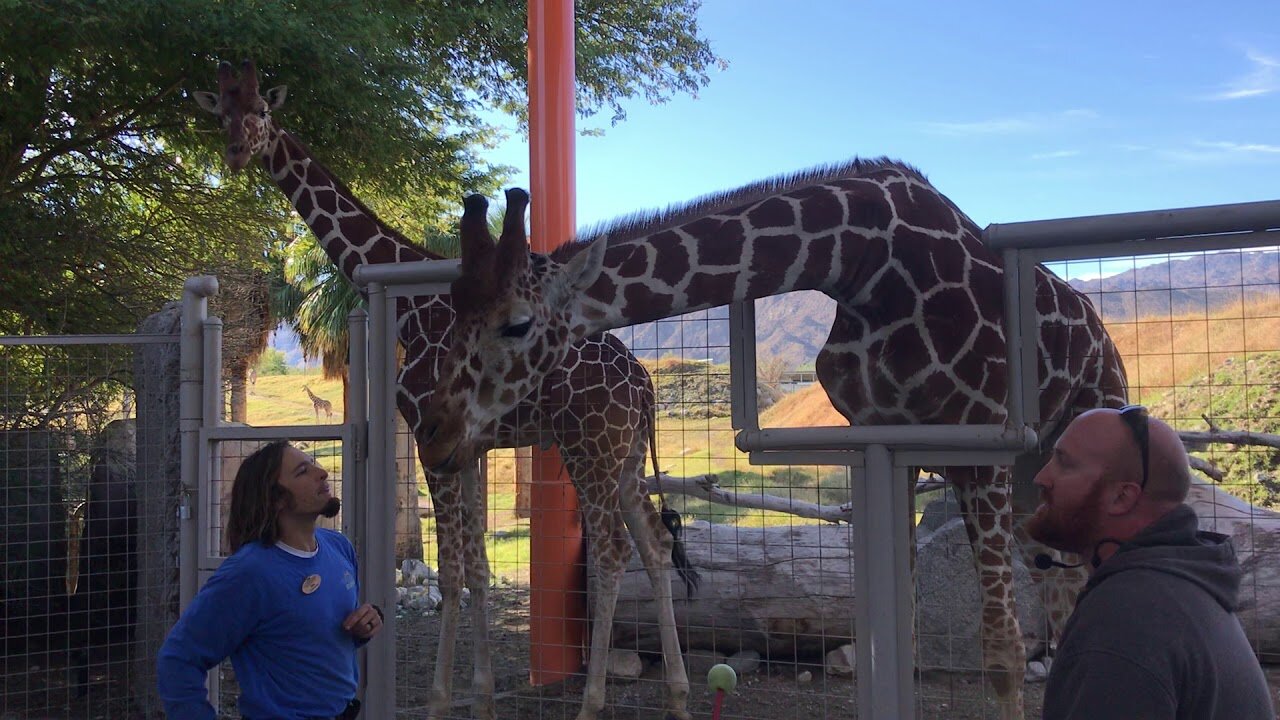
[196,60,697,720]
[423,161,1130,719]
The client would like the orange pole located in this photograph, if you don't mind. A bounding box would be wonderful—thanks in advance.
[527,0,586,684]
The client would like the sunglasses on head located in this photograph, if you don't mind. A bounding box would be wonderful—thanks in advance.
[1118,404,1150,490]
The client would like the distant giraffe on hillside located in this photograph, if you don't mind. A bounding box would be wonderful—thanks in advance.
[303,385,334,422]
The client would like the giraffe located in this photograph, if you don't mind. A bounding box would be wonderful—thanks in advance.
[418,163,1131,719]
[302,384,335,422]
[194,60,698,720]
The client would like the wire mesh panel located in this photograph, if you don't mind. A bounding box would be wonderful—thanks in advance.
[1,338,165,719]
[368,237,1280,719]
[1048,246,1280,650]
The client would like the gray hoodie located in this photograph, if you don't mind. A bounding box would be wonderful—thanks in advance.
[1042,504,1274,719]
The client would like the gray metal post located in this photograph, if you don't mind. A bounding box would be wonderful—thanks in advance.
[203,318,224,427]
[180,276,218,610]
[197,317,224,582]
[1000,249,1027,430]
[363,284,396,716]
[851,444,915,718]
[346,308,370,703]
[346,308,368,553]
[728,301,760,431]
[984,197,1280,248]
[736,423,1037,452]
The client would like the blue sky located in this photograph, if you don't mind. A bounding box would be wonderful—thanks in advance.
[482,0,1280,249]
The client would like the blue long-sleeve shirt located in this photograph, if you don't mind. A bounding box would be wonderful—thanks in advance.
[157,529,362,719]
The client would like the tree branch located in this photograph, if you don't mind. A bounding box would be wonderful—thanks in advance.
[1178,428,1280,451]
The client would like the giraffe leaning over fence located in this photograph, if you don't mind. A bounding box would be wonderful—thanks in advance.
[418,164,1132,719]
[302,384,334,422]
[194,60,697,720]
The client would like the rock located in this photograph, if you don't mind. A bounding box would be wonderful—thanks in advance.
[797,670,813,684]
[1026,660,1049,683]
[825,644,854,676]
[400,585,441,613]
[726,650,760,676]
[606,649,644,681]
[915,516,1047,671]
[916,492,962,537]
[685,650,727,679]
[401,558,433,587]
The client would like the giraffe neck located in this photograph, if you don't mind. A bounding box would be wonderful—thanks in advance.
[565,167,964,334]
[262,128,441,283]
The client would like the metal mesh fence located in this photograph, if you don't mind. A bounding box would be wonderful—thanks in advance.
[380,246,1279,719]
[1,338,167,719]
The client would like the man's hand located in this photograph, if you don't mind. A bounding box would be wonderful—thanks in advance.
[343,603,383,640]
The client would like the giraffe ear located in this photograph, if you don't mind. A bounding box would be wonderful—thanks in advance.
[265,85,288,110]
[193,91,221,115]
[557,238,607,296]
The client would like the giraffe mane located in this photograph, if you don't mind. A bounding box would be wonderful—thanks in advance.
[550,156,928,261]
[277,128,442,262]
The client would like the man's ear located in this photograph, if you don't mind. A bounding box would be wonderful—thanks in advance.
[264,85,288,110]
[1109,481,1144,515]
[193,91,220,115]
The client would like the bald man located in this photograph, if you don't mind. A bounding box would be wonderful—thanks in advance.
[1027,405,1273,719]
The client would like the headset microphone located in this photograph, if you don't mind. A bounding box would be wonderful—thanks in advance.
[1034,554,1083,570]
[1034,539,1122,571]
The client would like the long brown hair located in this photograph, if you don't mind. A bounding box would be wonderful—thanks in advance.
[226,439,291,553]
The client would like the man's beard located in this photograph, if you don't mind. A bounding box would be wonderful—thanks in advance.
[1025,481,1108,555]
[320,497,341,519]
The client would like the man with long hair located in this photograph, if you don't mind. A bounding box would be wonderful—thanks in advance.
[1028,406,1272,719]
[157,440,381,719]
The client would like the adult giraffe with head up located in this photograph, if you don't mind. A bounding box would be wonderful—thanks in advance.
[421,162,1131,718]
[193,60,697,720]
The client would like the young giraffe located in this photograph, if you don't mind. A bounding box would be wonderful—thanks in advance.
[302,384,334,422]
[419,164,1131,719]
[194,60,697,720]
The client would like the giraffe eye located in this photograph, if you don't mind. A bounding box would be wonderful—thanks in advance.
[258,109,268,118]
[501,319,532,339]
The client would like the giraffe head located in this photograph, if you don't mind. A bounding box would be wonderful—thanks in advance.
[418,189,607,473]
[193,59,287,172]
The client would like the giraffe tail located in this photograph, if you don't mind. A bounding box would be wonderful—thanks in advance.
[649,418,700,599]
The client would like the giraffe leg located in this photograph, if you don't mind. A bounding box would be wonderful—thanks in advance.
[575,513,630,720]
[424,472,464,720]
[619,481,691,720]
[952,468,1025,720]
[460,465,496,720]
[1012,525,1085,659]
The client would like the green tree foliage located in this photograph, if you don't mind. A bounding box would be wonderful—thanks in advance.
[255,348,289,377]
[0,0,721,337]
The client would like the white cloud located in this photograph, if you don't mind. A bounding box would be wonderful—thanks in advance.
[918,109,1099,137]
[1030,149,1080,160]
[1159,139,1280,163]
[1206,49,1279,101]
[1195,140,1280,154]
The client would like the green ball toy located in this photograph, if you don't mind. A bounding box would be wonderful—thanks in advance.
[706,663,738,694]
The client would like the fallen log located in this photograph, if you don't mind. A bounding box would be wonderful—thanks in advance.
[606,479,1280,665]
